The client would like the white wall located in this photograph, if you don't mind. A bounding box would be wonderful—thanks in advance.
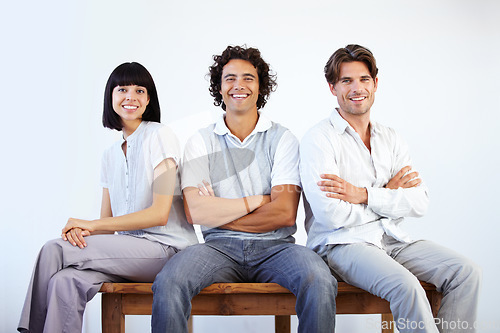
[1,0,499,332]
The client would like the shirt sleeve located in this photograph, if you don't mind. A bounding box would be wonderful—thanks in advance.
[366,130,429,218]
[181,132,210,190]
[300,127,381,230]
[150,125,181,169]
[271,130,301,188]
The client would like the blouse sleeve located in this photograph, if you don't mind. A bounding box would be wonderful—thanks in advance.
[150,125,181,169]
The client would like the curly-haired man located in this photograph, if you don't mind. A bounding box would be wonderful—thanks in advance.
[151,45,337,332]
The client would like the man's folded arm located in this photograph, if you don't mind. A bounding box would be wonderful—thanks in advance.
[366,132,429,219]
[183,187,269,228]
[220,184,301,233]
[300,134,381,231]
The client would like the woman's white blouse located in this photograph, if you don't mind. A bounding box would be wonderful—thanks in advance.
[100,121,198,250]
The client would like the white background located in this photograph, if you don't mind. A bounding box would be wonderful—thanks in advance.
[1,0,499,332]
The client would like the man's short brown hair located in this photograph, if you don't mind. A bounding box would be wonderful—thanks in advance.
[324,44,378,85]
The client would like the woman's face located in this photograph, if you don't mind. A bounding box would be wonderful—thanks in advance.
[112,85,150,125]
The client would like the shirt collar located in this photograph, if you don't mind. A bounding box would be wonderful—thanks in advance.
[369,120,380,136]
[121,121,145,143]
[329,109,378,136]
[329,108,350,134]
[213,111,272,138]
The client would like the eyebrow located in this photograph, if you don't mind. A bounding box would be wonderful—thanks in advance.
[340,75,372,80]
[223,73,256,79]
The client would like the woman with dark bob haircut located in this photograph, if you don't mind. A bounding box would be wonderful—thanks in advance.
[18,62,198,333]
[103,62,161,130]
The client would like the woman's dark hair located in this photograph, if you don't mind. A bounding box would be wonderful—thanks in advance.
[208,45,277,111]
[103,62,161,130]
[324,44,378,86]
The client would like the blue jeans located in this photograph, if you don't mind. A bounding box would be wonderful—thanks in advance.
[152,238,337,333]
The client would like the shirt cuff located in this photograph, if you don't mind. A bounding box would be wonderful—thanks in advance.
[366,187,387,212]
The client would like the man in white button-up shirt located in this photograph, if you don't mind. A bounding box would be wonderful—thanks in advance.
[300,44,481,333]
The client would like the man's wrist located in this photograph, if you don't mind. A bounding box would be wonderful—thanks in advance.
[359,187,368,204]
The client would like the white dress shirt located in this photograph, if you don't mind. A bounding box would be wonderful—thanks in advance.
[300,109,429,251]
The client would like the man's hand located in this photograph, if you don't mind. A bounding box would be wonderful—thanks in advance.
[197,180,215,197]
[61,218,93,248]
[385,166,421,189]
[318,174,368,204]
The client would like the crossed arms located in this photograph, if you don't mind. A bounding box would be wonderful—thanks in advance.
[183,182,300,233]
[318,165,422,204]
[181,128,301,233]
[299,127,429,231]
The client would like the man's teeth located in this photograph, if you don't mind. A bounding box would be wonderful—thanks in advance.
[350,97,366,101]
[232,94,248,98]
[123,105,138,110]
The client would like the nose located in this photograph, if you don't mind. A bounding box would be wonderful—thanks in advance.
[126,91,137,100]
[233,78,244,90]
[351,80,362,93]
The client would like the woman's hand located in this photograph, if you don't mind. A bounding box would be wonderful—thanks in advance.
[62,227,90,248]
[61,218,94,248]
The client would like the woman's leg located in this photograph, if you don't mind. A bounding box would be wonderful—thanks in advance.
[44,268,120,333]
[18,234,175,333]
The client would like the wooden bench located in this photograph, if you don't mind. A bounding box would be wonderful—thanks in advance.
[99,281,441,333]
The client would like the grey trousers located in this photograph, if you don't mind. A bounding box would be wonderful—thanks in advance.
[18,234,176,333]
[322,235,481,333]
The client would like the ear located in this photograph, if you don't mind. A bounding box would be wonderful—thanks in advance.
[328,83,338,96]
[373,77,379,92]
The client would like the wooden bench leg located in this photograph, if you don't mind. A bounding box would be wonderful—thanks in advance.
[381,313,394,333]
[188,315,194,333]
[275,315,291,333]
[101,293,125,333]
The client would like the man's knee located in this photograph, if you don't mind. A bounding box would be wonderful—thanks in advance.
[153,262,186,295]
[309,271,338,299]
[152,248,204,298]
[456,257,482,287]
[383,271,426,302]
[296,255,338,299]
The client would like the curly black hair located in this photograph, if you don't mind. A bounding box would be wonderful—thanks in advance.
[208,45,277,111]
